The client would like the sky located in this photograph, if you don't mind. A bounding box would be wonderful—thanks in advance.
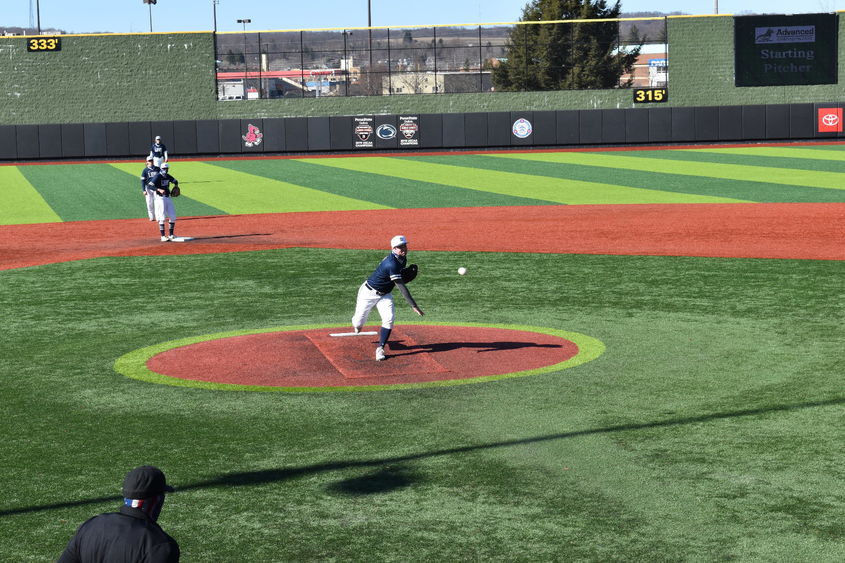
[5,0,843,35]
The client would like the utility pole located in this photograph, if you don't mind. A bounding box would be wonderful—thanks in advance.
[238,18,252,99]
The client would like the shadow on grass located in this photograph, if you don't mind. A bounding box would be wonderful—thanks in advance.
[3,396,842,517]
[390,340,562,355]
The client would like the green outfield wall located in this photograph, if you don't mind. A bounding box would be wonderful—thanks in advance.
[0,14,842,126]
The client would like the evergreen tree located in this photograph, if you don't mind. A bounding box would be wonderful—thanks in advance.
[492,0,640,91]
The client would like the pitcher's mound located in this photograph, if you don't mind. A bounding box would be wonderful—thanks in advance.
[145,325,580,388]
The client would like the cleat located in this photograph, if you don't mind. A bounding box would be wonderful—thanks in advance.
[161,236,169,242]
[168,235,176,241]
[375,346,386,361]
[353,326,361,334]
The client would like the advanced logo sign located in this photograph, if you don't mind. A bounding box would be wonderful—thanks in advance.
[735,13,837,87]
[818,108,843,133]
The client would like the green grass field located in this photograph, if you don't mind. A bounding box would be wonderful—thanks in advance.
[2,145,844,561]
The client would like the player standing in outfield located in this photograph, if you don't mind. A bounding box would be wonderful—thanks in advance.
[148,135,168,168]
[148,163,179,242]
[352,235,423,361]
[140,156,159,221]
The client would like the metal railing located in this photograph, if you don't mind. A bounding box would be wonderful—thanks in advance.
[214,18,667,100]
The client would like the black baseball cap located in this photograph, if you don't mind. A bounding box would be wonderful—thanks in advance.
[122,466,175,499]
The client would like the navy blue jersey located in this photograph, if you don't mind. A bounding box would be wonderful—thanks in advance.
[366,252,407,293]
[140,165,159,191]
[149,142,168,159]
[149,171,178,197]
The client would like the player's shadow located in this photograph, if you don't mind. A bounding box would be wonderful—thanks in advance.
[325,465,417,496]
[6,397,842,516]
[388,340,561,356]
[187,233,271,241]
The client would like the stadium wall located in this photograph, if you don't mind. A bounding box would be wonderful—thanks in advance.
[0,15,841,130]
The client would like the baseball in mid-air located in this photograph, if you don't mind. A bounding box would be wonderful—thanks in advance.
[457,267,467,275]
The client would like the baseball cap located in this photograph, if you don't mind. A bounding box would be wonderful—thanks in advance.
[390,235,407,248]
[155,136,161,140]
[161,162,169,169]
[146,156,153,162]
[122,466,174,499]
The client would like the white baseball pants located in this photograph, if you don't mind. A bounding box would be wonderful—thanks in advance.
[352,282,394,330]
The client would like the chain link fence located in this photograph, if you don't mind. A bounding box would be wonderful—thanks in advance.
[214,18,667,100]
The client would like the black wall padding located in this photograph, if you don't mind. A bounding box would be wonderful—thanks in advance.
[83,123,107,157]
[600,109,626,144]
[789,104,814,139]
[441,113,465,148]
[262,118,286,153]
[419,114,443,149]
[129,122,153,158]
[742,106,766,140]
[38,124,63,159]
[284,118,309,152]
[307,117,331,151]
[579,110,602,144]
[464,113,488,148]
[487,112,511,147]
[533,111,557,146]
[195,120,220,154]
[61,124,85,158]
[105,122,130,157]
[218,119,242,154]
[0,126,18,160]
[671,107,695,142]
[765,105,790,139]
[16,125,39,159]
[556,111,580,145]
[647,108,672,143]
[718,106,743,141]
[694,107,719,142]
[624,109,650,144]
[173,120,199,156]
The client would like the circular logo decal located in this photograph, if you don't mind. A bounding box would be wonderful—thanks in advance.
[512,118,533,139]
[376,124,397,140]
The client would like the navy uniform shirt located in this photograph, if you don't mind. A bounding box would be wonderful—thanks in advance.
[57,505,179,563]
[140,165,159,192]
[149,172,178,197]
[366,252,407,294]
[149,142,168,160]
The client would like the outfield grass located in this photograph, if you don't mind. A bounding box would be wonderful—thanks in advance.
[1,145,843,561]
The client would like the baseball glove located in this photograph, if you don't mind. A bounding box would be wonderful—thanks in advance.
[170,186,181,197]
[401,264,418,283]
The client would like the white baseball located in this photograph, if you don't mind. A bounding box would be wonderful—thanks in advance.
[457,267,467,275]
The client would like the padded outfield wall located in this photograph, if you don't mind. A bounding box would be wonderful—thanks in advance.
[0,14,842,126]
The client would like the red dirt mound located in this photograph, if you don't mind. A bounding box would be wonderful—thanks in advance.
[145,325,579,388]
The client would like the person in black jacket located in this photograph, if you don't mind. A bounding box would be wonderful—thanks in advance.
[58,466,180,562]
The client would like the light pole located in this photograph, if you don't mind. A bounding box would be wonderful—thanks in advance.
[212,0,219,33]
[36,0,41,34]
[367,1,373,70]
[143,0,157,33]
[237,18,251,99]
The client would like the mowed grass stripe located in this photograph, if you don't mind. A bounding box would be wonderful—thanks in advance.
[113,162,387,214]
[617,148,845,175]
[502,151,845,191]
[307,156,744,205]
[692,146,845,163]
[214,159,557,208]
[17,164,146,221]
[107,163,228,218]
[405,154,844,203]
[0,167,62,225]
